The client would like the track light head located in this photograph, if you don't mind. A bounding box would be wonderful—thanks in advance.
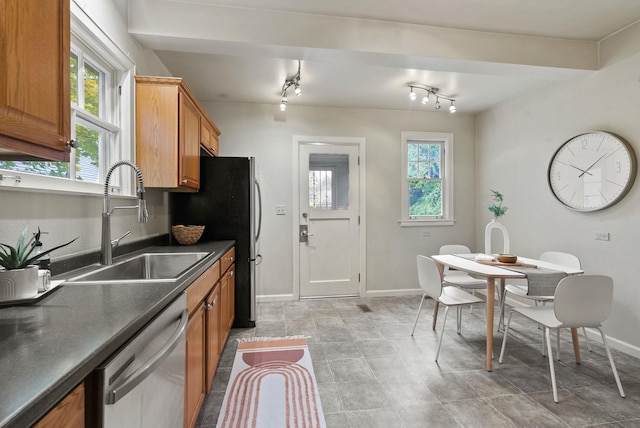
[277,60,302,111]
[406,83,456,112]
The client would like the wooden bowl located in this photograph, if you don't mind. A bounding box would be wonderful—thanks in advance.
[497,254,517,263]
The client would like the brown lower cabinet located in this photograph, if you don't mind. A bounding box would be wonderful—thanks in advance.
[185,247,235,428]
[34,382,84,428]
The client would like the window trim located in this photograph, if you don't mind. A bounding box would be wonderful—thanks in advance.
[399,131,455,227]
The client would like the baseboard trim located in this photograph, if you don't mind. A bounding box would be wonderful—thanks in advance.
[363,289,423,297]
[257,294,296,303]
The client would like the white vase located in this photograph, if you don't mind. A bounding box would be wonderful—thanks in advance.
[0,265,39,301]
[485,218,510,255]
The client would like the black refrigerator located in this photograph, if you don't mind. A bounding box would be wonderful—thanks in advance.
[169,157,261,328]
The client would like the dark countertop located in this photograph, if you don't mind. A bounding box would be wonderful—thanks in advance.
[0,240,234,428]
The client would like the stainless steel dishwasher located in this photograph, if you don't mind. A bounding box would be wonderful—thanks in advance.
[92,293,187,428]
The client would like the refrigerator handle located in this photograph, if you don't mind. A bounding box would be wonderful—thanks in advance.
[255,180,263,242]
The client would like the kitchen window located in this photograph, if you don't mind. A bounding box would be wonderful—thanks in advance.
[0,6,135,195]
[400,131,454,226]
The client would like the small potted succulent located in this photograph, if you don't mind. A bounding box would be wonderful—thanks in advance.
[0,226,76,300]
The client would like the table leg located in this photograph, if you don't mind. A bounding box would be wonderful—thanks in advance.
[486,277,495,371]
[571,327,582,364]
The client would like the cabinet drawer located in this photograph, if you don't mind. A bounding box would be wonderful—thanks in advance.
[221,248,235,274]
[186,261,220,315]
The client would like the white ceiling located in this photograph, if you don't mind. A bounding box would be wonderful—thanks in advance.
[127,0,640,113]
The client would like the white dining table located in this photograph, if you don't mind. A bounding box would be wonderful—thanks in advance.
[431,254,584,371]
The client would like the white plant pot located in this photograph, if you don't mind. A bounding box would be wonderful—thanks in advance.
[0,265,39,301]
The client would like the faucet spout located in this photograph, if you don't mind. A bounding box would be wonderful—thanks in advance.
[101,161,148,265]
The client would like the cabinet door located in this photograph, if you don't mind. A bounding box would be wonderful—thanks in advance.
[34,383,84,428]
[0,0,71,160]
[227,264,235,330]
[179,91,200,190]
[219,273,230,350]
[205,284,221,392]
[200,118,219,156]
[185,304,206,428]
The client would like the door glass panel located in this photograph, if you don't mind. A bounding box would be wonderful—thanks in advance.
[309,153,349,210]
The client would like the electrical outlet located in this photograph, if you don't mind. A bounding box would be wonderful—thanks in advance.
[276,205,286,215]
[594,232,609,241]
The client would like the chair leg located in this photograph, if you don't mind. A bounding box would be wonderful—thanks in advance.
[411,294,426,336]
[545,327,559,403]
[556,329,561,361]
[469,290,475,314]
[456,306,462,334]
[582,327,592,352]
[499,310,515,363]
[435,306,450,362]
[598,327,625,398]
[498,290,508,332]
[432,301,440,331]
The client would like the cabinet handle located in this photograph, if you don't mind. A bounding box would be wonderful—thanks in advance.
[182,179,188,184]
[228,270,233,277]
[205,303,212,310]
[66,139,77,148]
[229,256,234,262]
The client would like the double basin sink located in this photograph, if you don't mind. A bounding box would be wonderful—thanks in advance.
[66,252,211,283]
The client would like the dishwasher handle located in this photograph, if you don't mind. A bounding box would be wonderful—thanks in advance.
[106,309,189,405]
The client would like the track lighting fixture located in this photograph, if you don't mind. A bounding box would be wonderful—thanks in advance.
[279,60,302,111]
[408,84,457,113]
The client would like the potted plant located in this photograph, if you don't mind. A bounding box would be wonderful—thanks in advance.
[485,190,511,254]
[0,225,76,300]
[488,189,508,219]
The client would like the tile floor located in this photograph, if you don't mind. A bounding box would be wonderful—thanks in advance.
[196,296,640,427]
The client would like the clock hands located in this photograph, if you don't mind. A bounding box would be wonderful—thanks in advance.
[578,153,607,178]
[568,164,593,176]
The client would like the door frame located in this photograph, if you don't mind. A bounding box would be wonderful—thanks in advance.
[292,135,367,300]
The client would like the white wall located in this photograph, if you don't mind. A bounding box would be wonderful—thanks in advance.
[476,45,640,353]
[0,0,171,260]
[201,102,477,298]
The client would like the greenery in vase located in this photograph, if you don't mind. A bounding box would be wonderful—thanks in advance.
[488,190,508,219]
[0,226,77,270]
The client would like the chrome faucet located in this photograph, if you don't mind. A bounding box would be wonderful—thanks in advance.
[101,161,149,265]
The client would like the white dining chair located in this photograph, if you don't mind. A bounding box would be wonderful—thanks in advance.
[499,251,591,357]
[499,274,625,403]
[439,244,487,314]
[411,255,483,361]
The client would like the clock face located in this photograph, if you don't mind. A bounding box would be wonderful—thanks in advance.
[548,131,637,212]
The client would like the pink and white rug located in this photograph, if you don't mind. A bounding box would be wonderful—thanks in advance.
[216,337,326,428]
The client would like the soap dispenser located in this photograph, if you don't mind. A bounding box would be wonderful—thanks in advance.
[33,228,51,270]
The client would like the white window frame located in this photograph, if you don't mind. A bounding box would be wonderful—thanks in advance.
[400,131,455,227]
[0,3,136,197]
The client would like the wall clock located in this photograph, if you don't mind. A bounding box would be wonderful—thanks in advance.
[548,131,637,212]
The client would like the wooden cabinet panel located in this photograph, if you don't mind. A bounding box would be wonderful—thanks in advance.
[205,284,221,392]
[185,303,206,428]
[0,0,71,160]
[226,264,235,330]
[34,383,84,428]
[186,260,219,314]
[200,117,220,156]
[180,92,200,190]
[220,248,235,274]
[135,76,221,191]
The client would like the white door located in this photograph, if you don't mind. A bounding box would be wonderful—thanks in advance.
[299,143,360,297]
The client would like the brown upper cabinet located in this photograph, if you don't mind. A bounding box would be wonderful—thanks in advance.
[135,76,220,192]
[0,0,71,161]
